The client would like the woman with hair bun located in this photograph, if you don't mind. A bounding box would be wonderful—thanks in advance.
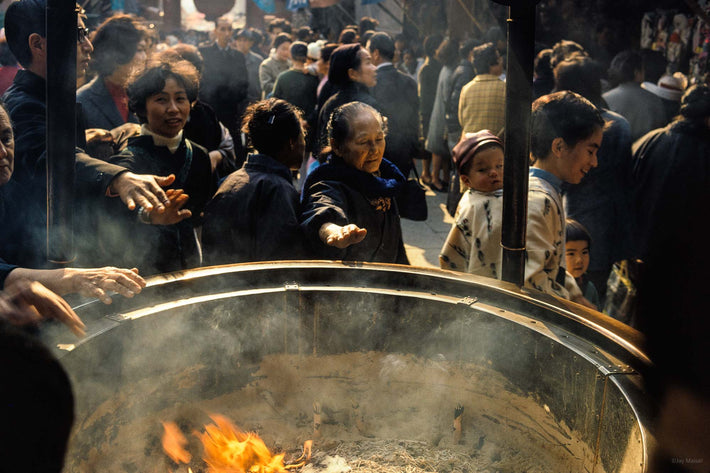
[302,101,408,264]
[202,98,308,264]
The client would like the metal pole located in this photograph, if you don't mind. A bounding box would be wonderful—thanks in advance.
[495,0,538,286]
[46,0,77,264]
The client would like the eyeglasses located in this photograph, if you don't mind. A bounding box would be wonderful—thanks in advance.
[77,27,90,43]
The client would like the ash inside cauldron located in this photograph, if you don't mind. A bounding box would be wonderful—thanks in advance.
[75,352,597,473]
[51,264,649,473]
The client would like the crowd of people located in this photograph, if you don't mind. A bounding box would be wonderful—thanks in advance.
[0,1,708,469]
[0,0,705,338]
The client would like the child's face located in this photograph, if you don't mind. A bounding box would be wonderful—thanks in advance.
[565,240,590,279]
[462,146,504,193]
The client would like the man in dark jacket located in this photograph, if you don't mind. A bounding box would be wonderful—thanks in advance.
[631,84,710,473]
[3,0,174,268]
[199,17,249,142]
[367,32,420,176]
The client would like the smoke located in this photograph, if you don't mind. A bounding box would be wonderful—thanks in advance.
[54,275,634,472]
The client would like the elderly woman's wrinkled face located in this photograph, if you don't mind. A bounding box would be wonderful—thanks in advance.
[337,109,385,173]
[0,108,14,187]
[145,77,190,138]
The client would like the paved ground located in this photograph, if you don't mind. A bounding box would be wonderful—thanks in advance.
[401,184,453,269]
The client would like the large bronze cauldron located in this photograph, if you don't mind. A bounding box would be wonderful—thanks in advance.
[42,262,653,472]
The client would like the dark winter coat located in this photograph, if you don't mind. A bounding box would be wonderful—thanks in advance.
[77,75,139,130]
[2,70,127,268]
[300,155,409,264]
[202,154,306,264]
[371,64,420,175]
[103,135,216,274]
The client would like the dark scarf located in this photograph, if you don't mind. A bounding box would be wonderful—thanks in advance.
[301,154,406,203]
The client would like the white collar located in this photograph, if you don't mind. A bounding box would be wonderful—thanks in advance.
[141,124,183,154]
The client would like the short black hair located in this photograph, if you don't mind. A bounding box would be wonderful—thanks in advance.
[272,32,292,50]
[3,0,46,68]
[554,54,604,108]
[320,43,338,63]
[268,18,291,34]
[608,50,643,86]
[530,91,605,161]
[459,38,479,61]
[550,39,586,69]
[367,32,395,61]
[127,57,200,123]
[359,16,379,34]
[241,98,304,158]
[472,42,499,75]
[161,44,204,75]
[565,218,592,248]
[328,43,364,87]
[290,41,308,61]
[338,28,358,45]
[296,26,312,42]
[91,14,147,77]
[423,34,443,59]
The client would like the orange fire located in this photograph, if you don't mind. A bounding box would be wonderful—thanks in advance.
[162,421,191,464]
[162,415,312,473]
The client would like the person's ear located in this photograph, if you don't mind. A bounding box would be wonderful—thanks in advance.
[347,67,359,82]
[460,173,471,188]
[28,33,46,59]
[551,137,565,159]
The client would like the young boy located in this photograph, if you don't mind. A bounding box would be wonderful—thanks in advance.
[565,219,600,309]
[526,91,605,307]
[440,130,504,278]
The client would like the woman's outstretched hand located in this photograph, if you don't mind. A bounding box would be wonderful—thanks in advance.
[319,223,368,249]
[147,188,192,225]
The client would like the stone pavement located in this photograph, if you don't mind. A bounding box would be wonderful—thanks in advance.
[401,185,453,269]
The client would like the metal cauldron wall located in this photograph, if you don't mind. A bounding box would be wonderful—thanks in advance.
[42,262,653,472]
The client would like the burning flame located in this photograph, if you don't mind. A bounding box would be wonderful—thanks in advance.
[162,415,312,473]
[162,421,192,464]
[199,415,287,472]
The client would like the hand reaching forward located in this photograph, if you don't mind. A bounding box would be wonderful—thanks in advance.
[64,267,146,305]
[319,223,368,249]
[109,172,176,212]
[146,188,192,225]
[0,280,85,337]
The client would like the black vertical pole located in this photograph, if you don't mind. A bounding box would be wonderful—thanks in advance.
[46,0,76,264]
[495,0,538,286]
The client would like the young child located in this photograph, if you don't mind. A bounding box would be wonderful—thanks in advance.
[440,130,504,278]
[565,219,601,309]
[526,91,605,307]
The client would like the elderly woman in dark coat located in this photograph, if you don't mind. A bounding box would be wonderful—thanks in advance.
[102,57,217,275]
[302,101,409,264]
[202,98,307,264]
